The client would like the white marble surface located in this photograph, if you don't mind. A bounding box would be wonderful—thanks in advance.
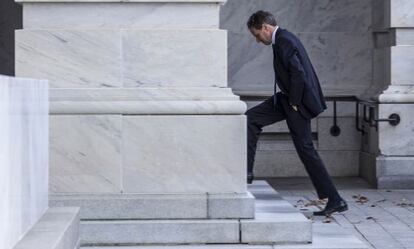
[390,45,414,85]
[50,115,122,193]
[49,88,239,101]
[221,0,371,33]
[0,76,48,249]
[23,3,219,29]
[220,0,373,96]
[394,28,414,45]
[379,85,414,102]
[15,30,122,88]
[50,100,246,115]
[16,29,227,88]
[387,0,414,28]
[122,30,227,87]
[225,31,373,96]
[378,103,414,156]
[122,115,246,193]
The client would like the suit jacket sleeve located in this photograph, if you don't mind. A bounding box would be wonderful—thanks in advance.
[278,38,307,106]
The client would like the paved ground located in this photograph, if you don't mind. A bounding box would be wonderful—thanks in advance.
[266,177,414,249]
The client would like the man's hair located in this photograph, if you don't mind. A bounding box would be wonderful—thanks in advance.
[247,10,277,30]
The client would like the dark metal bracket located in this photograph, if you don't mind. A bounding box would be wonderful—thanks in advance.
[356,100,401,134]
[330,100,341,136]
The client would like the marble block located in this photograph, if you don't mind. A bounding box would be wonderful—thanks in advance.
[81,220,240,244]
[16,29,227,88]
[386,0,414,28]
[15,30,121,88]
[379,85,414,102]
[208,192,255,219]
[50,115,122,193]
[390,46,414,85]
[22,2,220,29]
[221,0,371,33]
[377,156,414,176]
[122,115,246,194]
[0,76,49,249]
[50,193,208,219]
[122,29,227,87]
[378,103,414,155]
[12,207,80,249]
[394,28,414,45]
[226,31,372,96]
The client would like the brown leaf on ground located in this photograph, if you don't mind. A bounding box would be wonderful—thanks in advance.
[323,217,332,223]
[352,194,369,204]
[396,202,414,208]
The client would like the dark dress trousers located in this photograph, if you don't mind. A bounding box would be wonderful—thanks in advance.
[246,28,340,200]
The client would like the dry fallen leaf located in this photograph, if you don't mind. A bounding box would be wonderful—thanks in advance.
[352,194,369,204]
[323,217,332,223]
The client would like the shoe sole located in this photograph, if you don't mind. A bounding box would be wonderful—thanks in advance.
[313,205,348,217]
[326,205,348,216]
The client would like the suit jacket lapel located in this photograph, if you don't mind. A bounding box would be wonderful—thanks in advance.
[272,44,288,94]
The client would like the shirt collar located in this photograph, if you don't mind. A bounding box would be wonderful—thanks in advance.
[272,26,279,45]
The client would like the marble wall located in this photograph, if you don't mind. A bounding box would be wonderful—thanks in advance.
[0,75,49,249]
[220,0,374,97]
[3,0,374,93]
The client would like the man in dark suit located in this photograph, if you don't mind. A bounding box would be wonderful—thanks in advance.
[245,10,347,216]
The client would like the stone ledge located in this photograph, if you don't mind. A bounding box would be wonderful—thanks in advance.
[50,193,208,219]
[80,220,240,245]
[378,175,414,189]
[50,100,247,114]
[50,192,256,220]
[208,192,255,219]
[13,207,80,249]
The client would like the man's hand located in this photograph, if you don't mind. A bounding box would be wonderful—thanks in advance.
[291,105,298,112]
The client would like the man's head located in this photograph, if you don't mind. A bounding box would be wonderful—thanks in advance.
[247,10,277,46]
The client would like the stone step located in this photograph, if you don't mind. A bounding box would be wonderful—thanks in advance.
[13,207,80,249]
[80,223,367,249]
[50,192,255,220]
[79,181,312,246]
[80,214,311,245]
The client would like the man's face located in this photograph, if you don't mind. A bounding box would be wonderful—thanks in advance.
[249,24,274,46]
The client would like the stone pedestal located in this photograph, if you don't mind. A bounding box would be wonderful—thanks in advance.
[362,0,414,188]
[15,0,256,237]
[0,76,49,249]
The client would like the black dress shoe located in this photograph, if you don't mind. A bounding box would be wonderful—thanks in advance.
[313,199,348,216]
[247,172,254,184]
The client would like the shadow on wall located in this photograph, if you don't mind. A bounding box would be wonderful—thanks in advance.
[0,0,22,76]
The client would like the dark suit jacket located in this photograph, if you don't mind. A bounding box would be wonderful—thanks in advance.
[272,28,327,119]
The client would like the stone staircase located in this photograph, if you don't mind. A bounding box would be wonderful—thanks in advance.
[51,181,367,249]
